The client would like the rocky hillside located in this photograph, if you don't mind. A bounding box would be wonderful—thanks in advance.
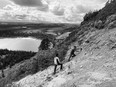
[11,27,116,87]
[82,0,116,29]
[2,1,116,87]
[9,4,116,87]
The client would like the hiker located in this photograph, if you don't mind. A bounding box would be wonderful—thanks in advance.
[53,53,63,74]
[68,46,77,61]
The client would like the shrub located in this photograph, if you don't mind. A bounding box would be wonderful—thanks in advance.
[37,49,56,70]
[83,1,116,22]
[0,57,39,87]
[96,0,116,21]
[83,10,99,21]
[37,45,68,71]
[39,38,51,50]
[0,49,36,70]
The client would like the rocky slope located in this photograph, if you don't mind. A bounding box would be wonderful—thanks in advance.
[3,1,116,87]
[8,26,116,87]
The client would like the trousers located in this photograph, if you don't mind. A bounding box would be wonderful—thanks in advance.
[54,63,63,74]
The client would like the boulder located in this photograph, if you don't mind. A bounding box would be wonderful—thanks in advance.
[94,20,104,29]
[105,14,116,25]
[105,14,116,29]
[107,20,116,29]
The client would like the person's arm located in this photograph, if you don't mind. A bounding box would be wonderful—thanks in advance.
[54,57,57,64]
[57,57,61,64]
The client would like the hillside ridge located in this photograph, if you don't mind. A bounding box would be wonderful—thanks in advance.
[1,1,116,87]
[11,28,116,87]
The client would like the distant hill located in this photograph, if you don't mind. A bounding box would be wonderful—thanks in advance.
[0,22,79,40]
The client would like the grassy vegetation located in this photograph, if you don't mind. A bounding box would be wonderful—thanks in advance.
[0,57,38,87]
[0,29,55,40]
[0,22,75,86]
[0,22,79,41]
[83,10,99,22]
[96,0,116,21]
[82,0,116,24]
[0,49,36,87]
[0,45,68,87]
[0,49,36,70]
[37,45,68,71]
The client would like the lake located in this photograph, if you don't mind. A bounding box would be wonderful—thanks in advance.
[0,37,41,52]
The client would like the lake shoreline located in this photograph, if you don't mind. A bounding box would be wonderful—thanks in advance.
[0,37,42,52]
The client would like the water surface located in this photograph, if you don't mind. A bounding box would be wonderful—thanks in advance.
[0,37,41,52]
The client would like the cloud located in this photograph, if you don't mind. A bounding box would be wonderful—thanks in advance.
[76,5,93,14]
[95,0,108,3]
[10,0,49,11]
[37,4,49,11]
[52,6,64,16]
[46,0,107,23]
[62,7,84,23]
[48,1,64,16]
[0,4,65,23]
[10,0,43,7]
[0,0,12,8]
[14,14,27,20]
[0,0,108,23]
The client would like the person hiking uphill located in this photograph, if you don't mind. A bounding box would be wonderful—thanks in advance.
[68,46,77,61]
[53,53,63,74]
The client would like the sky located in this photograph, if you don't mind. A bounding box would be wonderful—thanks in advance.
[0,0,108,23]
